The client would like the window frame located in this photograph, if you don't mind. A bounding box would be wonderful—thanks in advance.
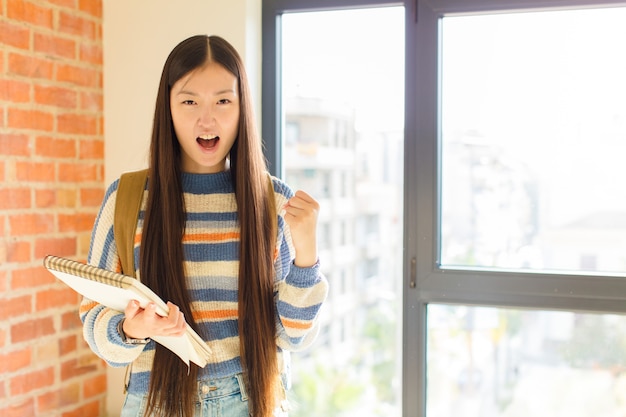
[261,1,626,416]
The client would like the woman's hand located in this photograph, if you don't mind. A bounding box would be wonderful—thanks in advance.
[122,300,187,340]
[283,190,319,268]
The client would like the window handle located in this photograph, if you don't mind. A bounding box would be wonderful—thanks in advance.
[410,256,417,288]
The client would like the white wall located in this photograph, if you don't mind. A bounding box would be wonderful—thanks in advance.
[102,1,261,414]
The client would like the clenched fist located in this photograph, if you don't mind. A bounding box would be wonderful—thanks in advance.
[282,190,319,268]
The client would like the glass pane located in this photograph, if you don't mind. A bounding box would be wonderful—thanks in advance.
[440,8,626,274]
[427,304,626,417]
[281,7,404,416]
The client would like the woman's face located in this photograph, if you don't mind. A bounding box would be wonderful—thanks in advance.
[170,61,240,174]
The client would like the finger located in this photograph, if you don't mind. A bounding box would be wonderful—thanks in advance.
[285,200,318,216]
[159,302,185,335]
[173,312,187,335]
[283,204,304,218]
[163,302,180,327]
[286,194,319,210]
[166,302,179,318]
[123,302,153,339]
[293,190,315,202]
[174,310,184,328]
[284,204,318,222]
[283,208,309,225]
[158,312,185,336]
[124,299,143,319]
[145,302,158,317]
[284,189,316,205]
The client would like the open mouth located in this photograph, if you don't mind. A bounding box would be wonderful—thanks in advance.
[197,135,219,150]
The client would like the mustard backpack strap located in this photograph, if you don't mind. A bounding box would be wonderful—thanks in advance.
[114,169,148,278]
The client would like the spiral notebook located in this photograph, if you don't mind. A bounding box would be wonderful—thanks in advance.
[43,255,211,368]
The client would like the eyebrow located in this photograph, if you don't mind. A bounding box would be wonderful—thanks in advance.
[175,89,237,96]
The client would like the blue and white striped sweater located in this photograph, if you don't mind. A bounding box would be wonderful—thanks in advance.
[81,171,328,394]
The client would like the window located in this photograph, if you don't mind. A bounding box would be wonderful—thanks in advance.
[429,6,626,415]
[264,3,404,416]
[440,8,626,274]
[285,121,299,145]
[319,221,331,249]
[427,304,626,417]
[263,0,626,416]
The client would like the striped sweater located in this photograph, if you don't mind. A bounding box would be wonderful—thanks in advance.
[80,171,328,394]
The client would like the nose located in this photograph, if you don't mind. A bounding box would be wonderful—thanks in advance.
[198,105,215,126]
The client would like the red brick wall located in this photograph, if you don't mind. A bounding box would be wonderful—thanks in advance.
[1,0,106,416]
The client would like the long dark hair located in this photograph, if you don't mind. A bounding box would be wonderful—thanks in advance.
[140,35,278,417]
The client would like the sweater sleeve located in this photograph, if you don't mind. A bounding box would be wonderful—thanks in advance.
[271,177,329,351]
[80,179,146,366]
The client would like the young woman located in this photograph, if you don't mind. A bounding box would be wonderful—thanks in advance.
[81,35,328,417]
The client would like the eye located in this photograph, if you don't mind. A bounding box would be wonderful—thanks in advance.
[217,98,231,105]
[182,99,196,105]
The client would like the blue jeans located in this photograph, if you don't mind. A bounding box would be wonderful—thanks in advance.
[120,374,288,417]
